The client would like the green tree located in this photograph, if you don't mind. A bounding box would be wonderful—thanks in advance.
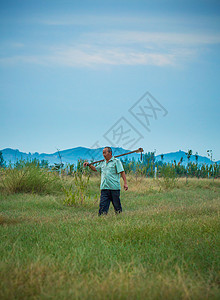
[195,152,199,164]
[0,151,5,168]
[185,150,192,183]
[142,152,155,177]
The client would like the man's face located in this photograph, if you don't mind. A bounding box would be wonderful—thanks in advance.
[103,148,112,161]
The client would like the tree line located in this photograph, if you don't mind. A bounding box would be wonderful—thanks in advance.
[0,150,219,179]
[121,151,219,179]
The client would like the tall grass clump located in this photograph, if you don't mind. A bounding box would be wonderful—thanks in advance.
[63,171,93,206]
[157,164,177,190]
[1,160,62,194]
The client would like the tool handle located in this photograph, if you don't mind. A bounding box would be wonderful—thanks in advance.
[87,147,144,166]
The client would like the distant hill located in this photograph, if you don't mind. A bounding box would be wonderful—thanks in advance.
[155,150,215,166]
[0,147,218,166]
[0,147,140,166]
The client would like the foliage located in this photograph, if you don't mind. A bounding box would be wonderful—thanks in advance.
[65,163,75,176]
[63,171,91,206]
[52,163,64,172]
[1,159,62,194]
[76,159,93,176]
[186,149,193,162]
[157,163,177,189]
[1,153,219,198]
[0,151,5,168]
[120,150,220,179]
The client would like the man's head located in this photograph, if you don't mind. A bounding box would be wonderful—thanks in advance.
[103,146,112,161]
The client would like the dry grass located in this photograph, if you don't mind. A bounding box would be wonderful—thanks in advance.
[0,214,22,226]
[1,263,219,300]
[126,176,220,193]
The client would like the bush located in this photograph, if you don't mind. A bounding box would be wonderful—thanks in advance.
[1,161,62,194]
[0,151,5,168]
[157,164,177,190]
[63,172,92,206]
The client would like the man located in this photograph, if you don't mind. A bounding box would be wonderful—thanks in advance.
[83,147,128,215]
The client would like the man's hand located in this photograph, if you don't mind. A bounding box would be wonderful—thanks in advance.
[83,162,97,172]
[83,162,89,167]
[120,171,128,191]
[124,183,128,191]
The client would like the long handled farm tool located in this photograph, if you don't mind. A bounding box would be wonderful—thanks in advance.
[86,147,144,166]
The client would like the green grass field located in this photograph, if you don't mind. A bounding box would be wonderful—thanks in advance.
[0,176,220,299]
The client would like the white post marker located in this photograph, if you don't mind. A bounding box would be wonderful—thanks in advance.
[154,166,157,179]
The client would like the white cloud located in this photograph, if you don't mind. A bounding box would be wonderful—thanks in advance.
[83,31,220,46]
[0,30,219,68]
[36,13,220,33]
[37,14,141,26]
[46,46,174,67]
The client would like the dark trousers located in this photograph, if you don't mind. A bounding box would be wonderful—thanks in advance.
[99,189,122,216]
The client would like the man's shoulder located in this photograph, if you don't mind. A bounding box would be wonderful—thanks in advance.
[112,156,119,161]
[99,160,105,167]
[112,157,123,164]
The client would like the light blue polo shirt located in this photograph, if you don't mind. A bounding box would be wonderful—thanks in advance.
[95,157,124,190]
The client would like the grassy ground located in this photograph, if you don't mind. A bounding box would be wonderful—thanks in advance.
[0,176,220,299]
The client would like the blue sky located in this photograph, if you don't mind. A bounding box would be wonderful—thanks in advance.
[0,0,220,160]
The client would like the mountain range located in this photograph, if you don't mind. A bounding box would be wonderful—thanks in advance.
[1,147,218,166]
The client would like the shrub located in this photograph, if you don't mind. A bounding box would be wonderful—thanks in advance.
[157,164,177,190]
[1,161,62,194]
[63,172,91,206]
[0,151,5,168]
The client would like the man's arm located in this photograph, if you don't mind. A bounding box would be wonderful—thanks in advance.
[120,171,128,191]
[83,162,97,172]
